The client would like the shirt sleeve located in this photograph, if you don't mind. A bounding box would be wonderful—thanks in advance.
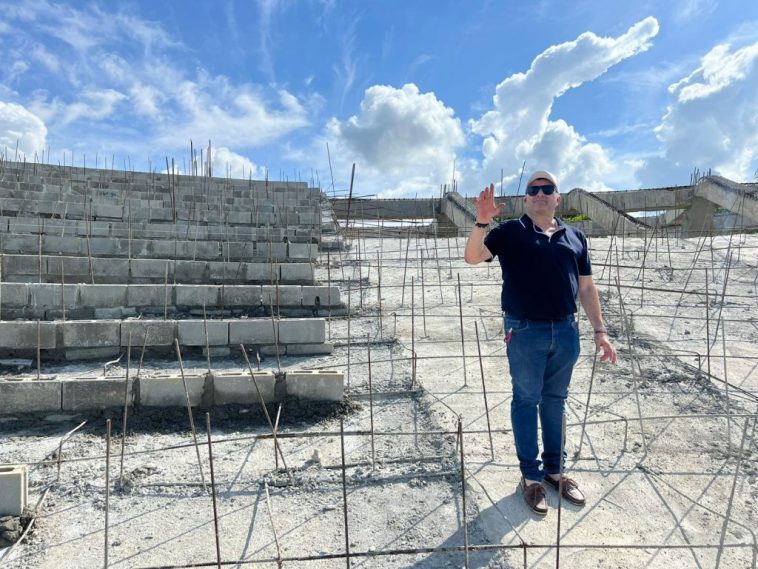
[577,231,592,276]
[483,224,504,260]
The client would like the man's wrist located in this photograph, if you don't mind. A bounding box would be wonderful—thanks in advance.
[474,220,490,228]
[594,328,608,335]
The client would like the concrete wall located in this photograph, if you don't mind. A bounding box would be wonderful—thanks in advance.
[331,198,439,220]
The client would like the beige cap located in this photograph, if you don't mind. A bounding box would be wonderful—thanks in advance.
[526,170,558,188]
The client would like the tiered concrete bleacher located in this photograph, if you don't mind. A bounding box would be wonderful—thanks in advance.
[0,161,339,361]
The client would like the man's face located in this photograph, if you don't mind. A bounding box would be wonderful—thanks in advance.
[525,178,560,215]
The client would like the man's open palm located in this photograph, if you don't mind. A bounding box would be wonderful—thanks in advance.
[474,183,505,223]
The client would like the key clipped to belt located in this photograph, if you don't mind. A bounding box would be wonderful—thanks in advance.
[504,327,513,344]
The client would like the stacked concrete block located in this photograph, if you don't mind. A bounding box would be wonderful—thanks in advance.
[138,373,210,407]
[120,320,176,346]
[62,321,120,347]
[177,320,228,346]
[175,285,220,308]
[222,285,263,307]
[285,370,343,401]
[229,320,277,345]
[0,321,56,349]
[278,319,325,344]
[212,370,277,404]
[0,380,61,414]
[261,285,302,307]
[302,286,340,307]
[62,379,133,411]
[78,284,127,307]
[0,465,27,516]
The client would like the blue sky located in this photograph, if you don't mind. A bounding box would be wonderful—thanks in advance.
[1,0,757,197]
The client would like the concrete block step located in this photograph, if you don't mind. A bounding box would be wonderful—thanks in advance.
[0,368,343,414]
[0,254,315,285]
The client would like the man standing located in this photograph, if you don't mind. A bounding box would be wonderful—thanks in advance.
[464,170,617,515]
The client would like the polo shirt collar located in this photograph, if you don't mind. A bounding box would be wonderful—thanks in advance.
[519,214,566,230]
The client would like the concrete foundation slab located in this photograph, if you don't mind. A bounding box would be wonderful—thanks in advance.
[0,465,27,516]
[62,379,134,411]
[285,370,343,401]
[212,371,276,404]
[0,380,61,414]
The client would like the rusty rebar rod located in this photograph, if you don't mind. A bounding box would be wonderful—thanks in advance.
[367,333,376,469]
[104,419,111,569]
[458,416,469,569]
[473,322,494,460]
[340,418,351,569]
[205,413,222,569]
[457,273,468,386]
[174,338,208,493]
[240,345,291,478]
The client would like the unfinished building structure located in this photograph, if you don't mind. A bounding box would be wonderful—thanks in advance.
[0,161,756,568]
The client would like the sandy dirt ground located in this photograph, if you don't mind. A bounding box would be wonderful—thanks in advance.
[1,231,756,569]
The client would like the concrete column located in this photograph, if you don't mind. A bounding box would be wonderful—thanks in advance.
[681,196,716,237]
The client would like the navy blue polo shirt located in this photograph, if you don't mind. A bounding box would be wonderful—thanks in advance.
[483,214,592,320]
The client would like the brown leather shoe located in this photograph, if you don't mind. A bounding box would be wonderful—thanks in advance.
[544,475,586,506]
[521,478,548,516]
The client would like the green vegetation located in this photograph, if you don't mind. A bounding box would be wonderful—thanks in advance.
[563,213,590,222]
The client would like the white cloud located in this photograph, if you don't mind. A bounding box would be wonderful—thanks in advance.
[469,16,659,192]
[31,45,60,73]
[210,147,262,179]
[154,76,310,148]
[0,101,47,159]
[31,89,127,125]
[129,84,165,118]
[639,40,758,185]
[672,0,718,24]
[329,83,464,186]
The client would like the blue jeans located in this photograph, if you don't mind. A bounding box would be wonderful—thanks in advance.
[504,315,580,481]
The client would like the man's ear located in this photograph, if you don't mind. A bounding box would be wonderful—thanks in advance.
[556,193,561,204]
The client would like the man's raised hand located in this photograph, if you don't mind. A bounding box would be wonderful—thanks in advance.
[473,183,505,224]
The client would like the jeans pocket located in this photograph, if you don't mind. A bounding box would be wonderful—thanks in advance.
[504,317,529,332]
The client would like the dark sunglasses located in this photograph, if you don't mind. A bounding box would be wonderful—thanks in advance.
[526,184,556,196]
